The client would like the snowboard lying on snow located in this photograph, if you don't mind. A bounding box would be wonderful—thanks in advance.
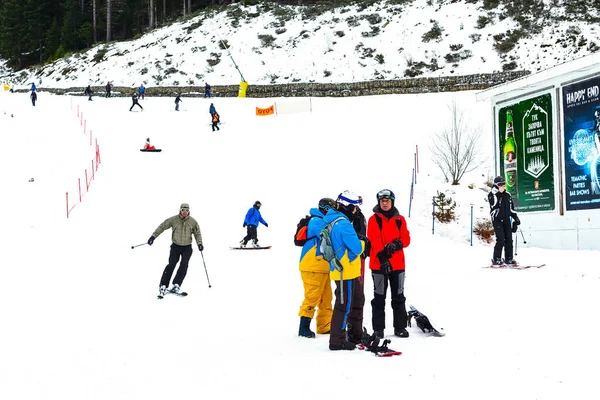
[408,304,446,337]
[230,245,271,250]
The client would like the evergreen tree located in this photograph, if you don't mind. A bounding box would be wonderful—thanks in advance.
[0,0,25,68]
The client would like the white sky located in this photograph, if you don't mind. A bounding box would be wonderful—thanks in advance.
[2,0,600,88]
[1,90,599,399]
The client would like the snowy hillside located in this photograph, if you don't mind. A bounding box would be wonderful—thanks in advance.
[1,0,600,88]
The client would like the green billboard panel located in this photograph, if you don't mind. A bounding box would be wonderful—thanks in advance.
[498,93,555,212]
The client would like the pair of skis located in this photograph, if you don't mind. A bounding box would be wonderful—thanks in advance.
[157,290,188,299]
[485,262,546,270]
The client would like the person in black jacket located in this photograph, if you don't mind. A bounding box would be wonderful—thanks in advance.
[336,191,369,287]
[175,93,182,111]
[488,176,520,265]
[84,85,93,101]
[129,92,143,111]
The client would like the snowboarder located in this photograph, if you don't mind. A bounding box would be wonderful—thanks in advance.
[324,199,366,351]
[367,188,411,339]
[211,110,220,131]
[297,198,335,338]
[105,82,112,98]
[30,91,37,107]
[143,138,155,151]
[240,201,268,247]
[84,85,93,101]
[204,83,211,98]
[129,92,143,111]
[138,84,146,100]
[147,203,204,297]
[488,176,520,266]
[175,93,182,111]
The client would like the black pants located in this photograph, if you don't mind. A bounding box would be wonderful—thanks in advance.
[493,219,513,261]
[175,103,180,111]
[160,244,193,288]
[330,277,365,346]
[130,102,143,111]
[212,122,220,131]
[371,270,407,331]
[242,225,257,244]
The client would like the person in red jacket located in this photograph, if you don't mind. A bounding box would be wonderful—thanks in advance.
[367,188,411,339]
[143,138,155,151]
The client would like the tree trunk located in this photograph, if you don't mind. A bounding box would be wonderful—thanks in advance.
[106,0,112,42]
[149,0,154,29]
[187,0,192,14]
[182,0,186,16]
[93,0,97,43]
[163,0,166,24]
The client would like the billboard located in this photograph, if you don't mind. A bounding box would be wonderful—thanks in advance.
[498,93,555,212]
[562,76,600,211]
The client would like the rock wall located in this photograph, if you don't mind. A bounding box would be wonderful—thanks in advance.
[28,71,530,98]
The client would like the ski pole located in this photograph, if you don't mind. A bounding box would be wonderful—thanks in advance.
[200,251,212,288]
[131,243,147,249]
[518,226,527,244]
[515,231,518,256]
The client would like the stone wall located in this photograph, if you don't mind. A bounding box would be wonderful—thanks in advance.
[30,71,530,98]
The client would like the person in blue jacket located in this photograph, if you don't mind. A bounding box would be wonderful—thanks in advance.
[324,201,367,351]
[240,201,268,247]
[204,83,211,98]
[30,83,37,92]
[209,103,215,115]
[138,84,146,99]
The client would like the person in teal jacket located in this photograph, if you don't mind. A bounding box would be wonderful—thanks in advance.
[324,204,365,351]
[240,200,268,247]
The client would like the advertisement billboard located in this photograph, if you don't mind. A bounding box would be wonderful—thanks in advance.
[562,76,600,211]
[498,93,555,212]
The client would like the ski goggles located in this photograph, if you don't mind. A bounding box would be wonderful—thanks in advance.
[377,189,394,201]
[180,207,190,213]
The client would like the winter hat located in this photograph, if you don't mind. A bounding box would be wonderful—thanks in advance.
[494,176,506,186]
[180,203,190,213]
[336,190,363,207]
[254,201,262,208]
[146,138,150,142]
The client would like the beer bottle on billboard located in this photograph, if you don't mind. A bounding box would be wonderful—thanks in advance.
[503,110,517,195]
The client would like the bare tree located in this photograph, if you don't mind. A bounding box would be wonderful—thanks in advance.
[107,0,112,42]
[430,100,485,185]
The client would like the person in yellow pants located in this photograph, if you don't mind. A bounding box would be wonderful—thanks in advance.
[297,198,337,337]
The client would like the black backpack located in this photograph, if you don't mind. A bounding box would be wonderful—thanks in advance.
[294,215,319,246]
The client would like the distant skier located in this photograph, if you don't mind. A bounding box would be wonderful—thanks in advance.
[175,93,182,111]
[105,82,112,98]
[204,83,211,98]
[84,85,93,101]
[211,110,220,131]
[240,201,268,248]
[138,84,146,100]
[129,92,143,111]
[30,83,36,93]
[209,103,215,115]
[30,91,37,106]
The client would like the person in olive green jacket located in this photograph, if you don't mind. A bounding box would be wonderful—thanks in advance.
[148,203,203,297]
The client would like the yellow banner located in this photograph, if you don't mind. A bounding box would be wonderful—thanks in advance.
[256,105,274,116]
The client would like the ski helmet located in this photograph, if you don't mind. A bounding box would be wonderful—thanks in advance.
[318,198,337,213]
[494,176,505,186]
[337,190,363,207]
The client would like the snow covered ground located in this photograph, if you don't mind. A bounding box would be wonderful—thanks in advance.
[0,90,599,400]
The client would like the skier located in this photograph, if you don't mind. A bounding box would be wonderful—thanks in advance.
[240,201,268,247]
[209,103,215,115]
[30,83,36,93]
[138,84,146,100]
[175,93,182,111]
[84,85,93,101]
[211,110,220,131]
[143,138,155,151]
[204,83,211,98]
[324,199,366,351]
[129,92,143,111]
[147,203,204,297]
[105,82,112,98]
[336,191,368,287]
[367,189,411,339]
[488,176,520,266]
[297,198,335,338]
[30,91,37,106]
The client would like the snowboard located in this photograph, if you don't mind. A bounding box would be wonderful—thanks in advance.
[356,328,402,357]
[140,149,162,152]
[230,245,271,250]
[408,304,446,337]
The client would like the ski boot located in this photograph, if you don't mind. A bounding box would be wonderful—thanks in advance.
[158,285,167,299]
[169,284,180,294]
